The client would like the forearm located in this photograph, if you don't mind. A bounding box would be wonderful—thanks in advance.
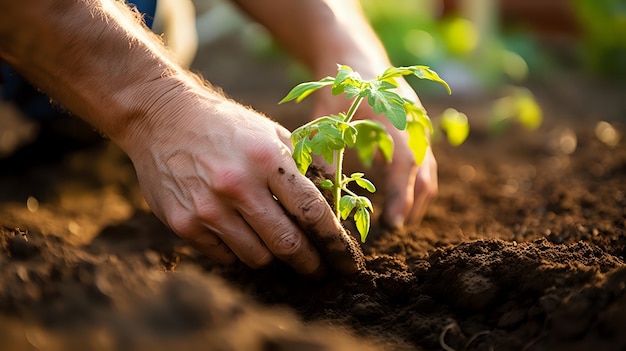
[232,0,391,79]
[0,0,197,148]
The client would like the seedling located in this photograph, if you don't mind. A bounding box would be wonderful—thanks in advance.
[280,64,464,242]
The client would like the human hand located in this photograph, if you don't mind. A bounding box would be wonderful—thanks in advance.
[312,77,438,230]
[121,86,361,276]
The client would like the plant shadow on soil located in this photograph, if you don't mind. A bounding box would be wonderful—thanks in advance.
[1,45,626,350]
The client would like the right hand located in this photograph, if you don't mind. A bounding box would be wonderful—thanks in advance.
[121,86,360,276]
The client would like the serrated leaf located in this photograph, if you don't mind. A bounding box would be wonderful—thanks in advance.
[365,81,407,130]
[339,195,356,220]
[353,120,394,167]
[279,77,334,104]
[317,123,345,148]
[332,65,363,96]
[290,123,311,144]
[441,108,470,146]
[343,84,362,99]
[406,120,429,165]
[329,115,358,148]
[311,132,338,165]
[354,206,371,243]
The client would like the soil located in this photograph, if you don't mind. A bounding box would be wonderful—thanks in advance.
[1,39,625,350]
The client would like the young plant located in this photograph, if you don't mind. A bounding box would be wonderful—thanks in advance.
[280,64,463,242]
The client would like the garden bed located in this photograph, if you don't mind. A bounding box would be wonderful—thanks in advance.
[1,50,625,350]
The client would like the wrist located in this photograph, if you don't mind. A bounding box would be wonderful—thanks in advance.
[111,70,190,153]
[113,71,229,159]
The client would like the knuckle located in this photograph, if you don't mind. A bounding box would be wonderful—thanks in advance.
[167,213,195,237]
[243,137,290,167]
[193,202,222,224]
[270,231,303,257]
[295,195,329,226]
[211,167,247,197]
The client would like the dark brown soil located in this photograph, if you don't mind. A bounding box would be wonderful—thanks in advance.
[1,41,625,350]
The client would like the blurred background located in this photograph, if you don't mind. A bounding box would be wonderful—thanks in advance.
[1,0,624,156]
[189,0,626,136]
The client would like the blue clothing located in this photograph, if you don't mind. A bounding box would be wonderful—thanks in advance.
[132,0,157,28]
[1,0,158,121]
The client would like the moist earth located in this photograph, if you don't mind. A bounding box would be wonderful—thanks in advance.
[1,65,625,350]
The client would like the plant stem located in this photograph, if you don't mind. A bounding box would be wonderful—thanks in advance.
[333,149,344,219]
[344,96,364,123]
[333,95,364,219]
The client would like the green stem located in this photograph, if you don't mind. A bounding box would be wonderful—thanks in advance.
[342,186,360,198]
[333,96,364,219]
[344,96,364,123]
[333,149,344,219]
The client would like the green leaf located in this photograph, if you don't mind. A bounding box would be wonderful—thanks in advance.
[378,66,418,80]
[330,114,358,147]
[348,172,365,179]
[290,124,311,144]
[364,81,407,130]
[319,179,334,190]
[292,137,313,174]
[311,135,337,165]
[339,195,356,220]
[358,196,374,212]
[404,100,433,133]
[343,123,358,148]
[355,177,376,193]
[343,84,363,99]
[406,120,429,165]
[310,120,347,164]
[413,67,451,95]
[441,108,470,146]
[332,65,364,96]
[317,123,345,149]
[353,120,394,167]
[279,77,334,104]
[379,65,451,95]
[354,206,371,243]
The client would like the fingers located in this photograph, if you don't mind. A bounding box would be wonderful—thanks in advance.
[167,161,358,275]
[408,149,438,225]
[381,157,417,230]
[168,209,274,268]
[185,230,238,265]
[268,163,362,274]
[236,187,324,276]
[381,147,438,230]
